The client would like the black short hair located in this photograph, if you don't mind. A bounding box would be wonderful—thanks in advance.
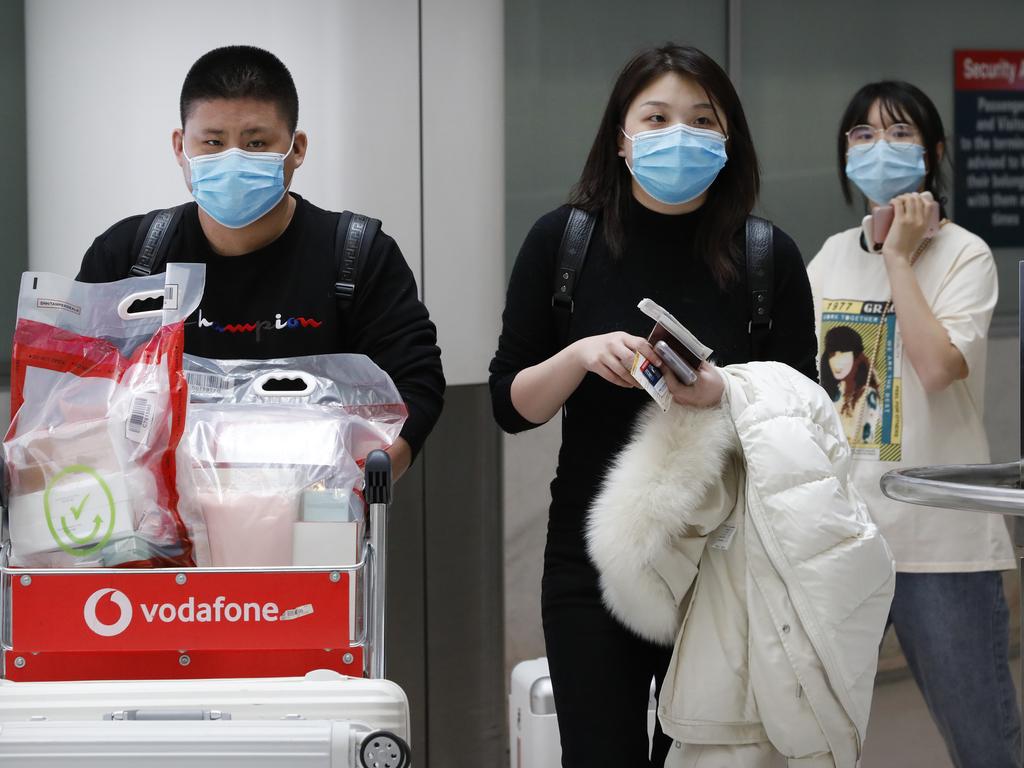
[837,81,946,206]
[180,46,298,132]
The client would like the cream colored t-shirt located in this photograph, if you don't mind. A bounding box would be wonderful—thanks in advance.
[807,220,1014,572]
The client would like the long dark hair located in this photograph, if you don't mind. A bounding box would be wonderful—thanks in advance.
[837,81,947,207]
[568,43,759,289]
[820,325,878,413]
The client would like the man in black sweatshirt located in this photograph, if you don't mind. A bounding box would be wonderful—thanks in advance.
[77,45,444,479]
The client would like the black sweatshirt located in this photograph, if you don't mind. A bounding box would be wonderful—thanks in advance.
[77,194,445,458]
[489,201,817,534]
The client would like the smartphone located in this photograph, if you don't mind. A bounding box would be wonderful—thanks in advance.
[654,340,698,385]
[870,199,940,249]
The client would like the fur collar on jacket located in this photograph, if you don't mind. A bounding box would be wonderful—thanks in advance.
[585,399,739,645]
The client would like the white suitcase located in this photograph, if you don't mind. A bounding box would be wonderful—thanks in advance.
[509,657,656,768]
[0,669,410,767]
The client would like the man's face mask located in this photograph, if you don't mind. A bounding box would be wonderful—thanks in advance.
[183,136,295,229]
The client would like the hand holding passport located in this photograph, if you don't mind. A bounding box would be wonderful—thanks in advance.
[630,299,714,411]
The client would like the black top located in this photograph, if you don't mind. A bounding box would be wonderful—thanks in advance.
[77,194,445,458]
[489,201,817,533]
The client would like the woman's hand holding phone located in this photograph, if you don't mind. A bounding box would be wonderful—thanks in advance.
[654,340,698,385]
[661,360,724,408]
[880,191,939,264]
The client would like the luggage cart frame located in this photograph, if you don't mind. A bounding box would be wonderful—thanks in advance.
[0,449,394,683]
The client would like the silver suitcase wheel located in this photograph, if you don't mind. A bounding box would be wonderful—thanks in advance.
[359,730,410,768]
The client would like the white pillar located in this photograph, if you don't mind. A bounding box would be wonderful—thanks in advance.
[421,0,504,386]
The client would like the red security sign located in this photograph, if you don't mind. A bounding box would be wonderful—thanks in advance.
[955,50,1024,91]
[953,49,1024,247]
[9,569,352,652]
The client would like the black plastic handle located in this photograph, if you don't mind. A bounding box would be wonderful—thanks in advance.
[365,449,393,505]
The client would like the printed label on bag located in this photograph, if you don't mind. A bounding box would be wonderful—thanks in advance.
[710,523,737,551]
[42,465,124,557]
[164,282,180,311]
[125,393,156,444]
[185,371,234,396]
[36,298,82,315]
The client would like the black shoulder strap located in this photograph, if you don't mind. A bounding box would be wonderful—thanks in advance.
[745,214,774,358]
[334,210,381,311]
[130,204,188,277]
[548,209,770,355]
[552,207,597,347]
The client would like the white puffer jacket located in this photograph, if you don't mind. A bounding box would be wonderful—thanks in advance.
[587,362,895,767]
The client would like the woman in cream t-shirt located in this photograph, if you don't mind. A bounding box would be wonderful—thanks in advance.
[807,81,1017,768]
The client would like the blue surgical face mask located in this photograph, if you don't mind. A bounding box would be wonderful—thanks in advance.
[845,141,926,205]
[621,123,728,205]
[183,136,295,228]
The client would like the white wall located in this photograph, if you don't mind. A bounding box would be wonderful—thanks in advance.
[25,0,502,388]
[421,0,504,384]
[24,0,422,287]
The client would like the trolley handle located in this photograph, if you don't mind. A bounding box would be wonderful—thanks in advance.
[365,449,392,680]
[365,449,392,505]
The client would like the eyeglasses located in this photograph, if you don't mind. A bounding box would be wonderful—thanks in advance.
[845,123,920,149]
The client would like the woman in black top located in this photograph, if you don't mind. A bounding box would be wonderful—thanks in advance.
[489,44,816,766]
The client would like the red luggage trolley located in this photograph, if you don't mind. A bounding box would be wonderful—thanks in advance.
[0,450,393,684]
[0,450,412,767]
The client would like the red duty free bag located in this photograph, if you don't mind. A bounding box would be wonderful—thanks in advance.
[3,264,208,568]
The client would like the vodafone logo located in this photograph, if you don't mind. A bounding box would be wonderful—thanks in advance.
[84,588,133,637]
[81,588,302,637]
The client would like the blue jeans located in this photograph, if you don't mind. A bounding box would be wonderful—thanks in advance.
[888,571,1021,768]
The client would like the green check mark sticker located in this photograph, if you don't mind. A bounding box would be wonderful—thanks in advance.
[44,466,117,556]
[69,494,90,520]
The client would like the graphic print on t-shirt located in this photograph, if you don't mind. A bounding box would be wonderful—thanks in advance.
[819,298,902,461]
[197,308,323,343]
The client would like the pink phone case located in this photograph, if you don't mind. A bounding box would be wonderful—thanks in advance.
[871,201,940,248]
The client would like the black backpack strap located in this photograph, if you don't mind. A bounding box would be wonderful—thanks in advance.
[552,207,596,347]
[130,204,188,277]
[745,214,774,358]
[334,210,381,311]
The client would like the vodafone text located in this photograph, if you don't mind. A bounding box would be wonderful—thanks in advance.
[140,596,280,624]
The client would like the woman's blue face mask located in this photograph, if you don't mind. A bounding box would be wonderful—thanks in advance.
[845,140,926,205]
[621,123,728,206]
[184,136,295,228]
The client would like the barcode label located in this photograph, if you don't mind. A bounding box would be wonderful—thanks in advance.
[280,604,315,621]
[710,523,737,551]
[164,283,179,311]
[185,372,234,396]
[125,393,156,444]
